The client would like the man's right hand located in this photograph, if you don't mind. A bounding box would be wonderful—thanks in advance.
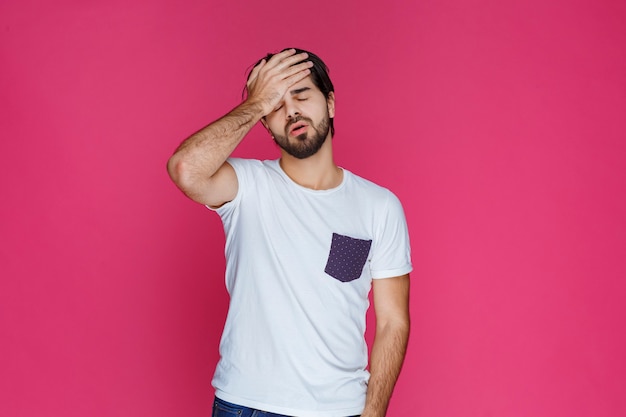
[245,49,314,116]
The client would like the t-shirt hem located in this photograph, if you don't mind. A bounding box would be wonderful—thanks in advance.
[215,390,364,417]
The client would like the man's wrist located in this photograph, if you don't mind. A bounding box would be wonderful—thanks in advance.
[242,96,271,119]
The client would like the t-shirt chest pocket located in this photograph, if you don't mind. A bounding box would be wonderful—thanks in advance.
[324,233,373,282]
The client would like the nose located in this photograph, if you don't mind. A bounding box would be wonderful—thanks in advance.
[284,98,300,120]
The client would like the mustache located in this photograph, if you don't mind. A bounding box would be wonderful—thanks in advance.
[285,116,312,132]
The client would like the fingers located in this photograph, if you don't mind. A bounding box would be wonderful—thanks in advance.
[283,62,313,85]
[265,49,310,74]
[245,49,314,114]
[279,60,313,82]
[247,50,309,88]
[247,59,266,84]
[265,49,302,69]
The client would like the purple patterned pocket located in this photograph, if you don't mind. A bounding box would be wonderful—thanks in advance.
[324,233,372,282]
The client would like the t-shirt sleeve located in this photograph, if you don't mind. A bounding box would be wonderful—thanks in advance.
[369,191,413,279]
[205,157,254,217]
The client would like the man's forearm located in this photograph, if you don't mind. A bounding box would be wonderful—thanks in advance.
[362,320,410,417]
[167,99,264,189]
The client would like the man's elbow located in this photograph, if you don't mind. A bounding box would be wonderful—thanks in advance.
[167,155,182,185]
[167,155,196,194]
[377,312,410,337]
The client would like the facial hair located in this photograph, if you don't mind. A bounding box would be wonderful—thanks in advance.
[271,113,331,159]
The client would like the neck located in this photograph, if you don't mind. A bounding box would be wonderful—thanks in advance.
[279,135,342,190]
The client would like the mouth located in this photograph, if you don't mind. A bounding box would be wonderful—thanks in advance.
[288,120,309,136]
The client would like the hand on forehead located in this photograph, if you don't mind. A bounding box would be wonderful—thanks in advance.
[244,49,314,116]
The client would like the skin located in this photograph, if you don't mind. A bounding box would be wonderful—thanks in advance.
[263,79,332,159]
[363,275,410,417]
[167,49,410,417]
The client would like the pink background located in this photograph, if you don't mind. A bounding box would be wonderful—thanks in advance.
[1,0,625,416]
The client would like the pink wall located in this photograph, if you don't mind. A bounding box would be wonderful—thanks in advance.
[1,0,625,416]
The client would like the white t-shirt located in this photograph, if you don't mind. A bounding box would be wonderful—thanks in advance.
[210,158,412,417]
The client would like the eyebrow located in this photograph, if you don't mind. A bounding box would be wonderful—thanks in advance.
[290,87,311,96]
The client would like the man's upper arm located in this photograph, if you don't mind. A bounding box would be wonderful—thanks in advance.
[203,161,239,208]
[372,275,410,327]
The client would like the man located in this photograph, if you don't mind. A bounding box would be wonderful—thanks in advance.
[167,48,412,417]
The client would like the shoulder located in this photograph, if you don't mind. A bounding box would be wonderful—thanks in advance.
[227,157,280,178]
[344,169,401,204]
[227,157,264,170]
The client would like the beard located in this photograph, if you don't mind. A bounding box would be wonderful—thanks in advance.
[270,113,331,159]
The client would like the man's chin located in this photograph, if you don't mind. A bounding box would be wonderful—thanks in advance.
[284,144,320,159]
[294,151,318,159]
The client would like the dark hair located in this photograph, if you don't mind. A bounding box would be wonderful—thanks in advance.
[245,48,335,137]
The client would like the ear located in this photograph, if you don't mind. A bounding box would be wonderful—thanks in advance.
[327,91,335,118]
[260,117,270,132]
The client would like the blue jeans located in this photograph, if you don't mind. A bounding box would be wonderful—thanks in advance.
[212,397,360,417]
